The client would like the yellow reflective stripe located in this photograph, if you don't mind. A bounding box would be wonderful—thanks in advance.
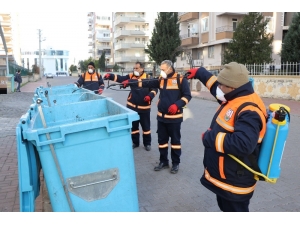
[113,75,117,82]
[157,112,183,119]
[127,102,151,109]
[131,130,139,134]
[206,76,217,90]
[151,90,157,96]
[215,132,226,153]
[204,169,256,194]
[171,145,181,149]
[166,86,179,90]
[159,143,168,148]
[219,156,226,179]
[216,117,234,132]
[143,130,151,135]
[138,79,142,87]
[181,97,189,104]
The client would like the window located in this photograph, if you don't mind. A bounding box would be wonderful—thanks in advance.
[135,38,140,43]
[265,16,274,33]
[197,49,203,59]
[135,25,140,31]
[181,52,186,60]
[103,33,110,37]
[201,17,209,32]
[208,46,214,58]
[232,18,237,31]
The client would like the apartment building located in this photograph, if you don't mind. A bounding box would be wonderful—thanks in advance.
[0,12,22,76]
[112,12,157,71]
[87,12,112,66]
[176,12,297,71]
[21,48,70,75]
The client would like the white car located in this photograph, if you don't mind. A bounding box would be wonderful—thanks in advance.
[56,72,68,77]
[45,73,54,79]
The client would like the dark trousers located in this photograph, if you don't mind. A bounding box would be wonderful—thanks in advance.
[131,111,151,146]
[157,120,181,165]
[16,82,21,91]
[216,195,250,212]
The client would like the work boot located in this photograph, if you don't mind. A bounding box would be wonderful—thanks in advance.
[170,164,179,174]
[132,143,139,149]
[154,162,169,171]
[144,145,151,151]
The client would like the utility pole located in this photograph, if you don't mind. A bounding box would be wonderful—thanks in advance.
[38,29,42,80]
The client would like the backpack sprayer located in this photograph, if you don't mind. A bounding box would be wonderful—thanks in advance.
[228,103,291,184]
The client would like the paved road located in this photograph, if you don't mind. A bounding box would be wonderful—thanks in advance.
[1,76,300,212]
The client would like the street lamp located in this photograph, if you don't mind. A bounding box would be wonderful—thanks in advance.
[38,29,46,80]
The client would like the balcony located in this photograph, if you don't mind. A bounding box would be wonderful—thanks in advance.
[114,16,147,26]
[180,33,199,46]
[88,26,92,31]
[115,42,147,51]
[114,29,149,38]
[88,42,93,46]
[97,37,111,42]
[179,12,199,22]
[115,55,147,63]
[88,49,93,53]
[216,12,247,16]
[216,26,234,40]
[97,45,111,50]
[88,34,92,39]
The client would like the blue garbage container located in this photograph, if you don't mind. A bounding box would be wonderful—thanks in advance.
[17,89,140,212]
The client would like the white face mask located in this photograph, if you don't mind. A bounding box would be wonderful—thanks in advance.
[160,67,170,79]
[88,69,94,74]
[133,71,140,76]
[216,86,227,102]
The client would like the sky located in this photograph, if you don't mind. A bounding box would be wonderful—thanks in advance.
[18,12,91,65]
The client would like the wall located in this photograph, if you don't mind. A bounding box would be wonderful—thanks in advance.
[190,75,300,101]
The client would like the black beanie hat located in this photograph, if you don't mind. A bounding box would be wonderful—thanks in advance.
[88,62,95,68]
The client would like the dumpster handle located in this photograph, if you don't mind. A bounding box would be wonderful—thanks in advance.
[70,175,117,189]
[36,98,75,212]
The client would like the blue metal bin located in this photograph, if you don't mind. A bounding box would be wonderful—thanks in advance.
[17,90,140,212]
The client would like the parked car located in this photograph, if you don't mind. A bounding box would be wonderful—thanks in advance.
[45,73,54,79]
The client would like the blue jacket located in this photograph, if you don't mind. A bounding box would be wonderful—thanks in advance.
[129,71,192,123]
[194,67,267,202]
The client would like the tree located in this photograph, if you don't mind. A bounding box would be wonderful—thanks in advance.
[280,12,300,63]
[145,12,182,65]
[99,51,106,72]
[69,64,78,72]
[113,63,119,72]
[223,12,274,65]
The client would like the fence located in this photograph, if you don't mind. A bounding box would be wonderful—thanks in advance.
[244,62,300,76]
[8,61,30,76]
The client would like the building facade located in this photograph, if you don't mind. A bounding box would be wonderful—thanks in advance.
[112,12,157,71]
[87,12,112,66]
[0,12,22,76]
[21,48,69,75]
[176,12,297,72]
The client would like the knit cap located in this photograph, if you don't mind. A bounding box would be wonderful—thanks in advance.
[217,62,249,88]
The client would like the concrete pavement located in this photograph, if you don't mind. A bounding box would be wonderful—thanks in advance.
[1,76,300,212]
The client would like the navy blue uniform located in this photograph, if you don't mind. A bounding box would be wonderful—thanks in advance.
[107,72,158,147]
[75,71,104,92]
[130,71,192,166]
[192,67,267,211]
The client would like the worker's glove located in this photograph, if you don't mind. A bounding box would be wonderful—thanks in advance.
[104,73,113,80]
[144,95,151,103]
[168,104,178,115]
[186,68,198,79]
[121,80,129,88]
[98,88,103,95]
